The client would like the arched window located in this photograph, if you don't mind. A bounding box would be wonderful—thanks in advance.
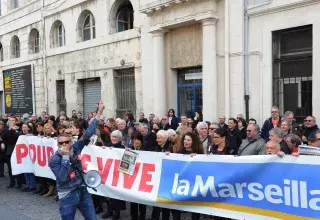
[50,20,66,48]
[77,10,96,42]
[11,35,20,58]
[0,43,3,62]
[29,29,40,54]
[116,0,133,33]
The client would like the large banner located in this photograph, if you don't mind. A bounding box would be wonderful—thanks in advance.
[11,136,320,220]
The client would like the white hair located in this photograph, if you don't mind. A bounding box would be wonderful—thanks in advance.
[111,130,123,139]
[196,121,208,130]
[156,130,168,140]
[167,129,176,137]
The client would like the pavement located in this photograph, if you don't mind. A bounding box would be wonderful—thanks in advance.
[0,167,211,220]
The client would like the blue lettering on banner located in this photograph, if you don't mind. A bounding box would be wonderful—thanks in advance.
[157,160,320,219]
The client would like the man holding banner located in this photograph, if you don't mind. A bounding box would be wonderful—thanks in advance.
[49,101,105,220]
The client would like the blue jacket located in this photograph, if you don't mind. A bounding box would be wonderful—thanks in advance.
[49,118,98,195]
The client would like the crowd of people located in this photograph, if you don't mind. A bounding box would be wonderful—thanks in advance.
[0,104,318,220]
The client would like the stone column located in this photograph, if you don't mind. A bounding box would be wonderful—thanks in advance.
[152,29,167,117]
[202,18,218,121]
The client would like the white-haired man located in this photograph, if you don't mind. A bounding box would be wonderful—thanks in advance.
[197,122,212,154]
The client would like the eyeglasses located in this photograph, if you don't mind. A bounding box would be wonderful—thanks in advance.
[304,120,313,122]
[58,141,70,145]
[162,118,167,121]
[246,130,251,133]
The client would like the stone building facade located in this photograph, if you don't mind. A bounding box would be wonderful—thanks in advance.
[0,0,318,125]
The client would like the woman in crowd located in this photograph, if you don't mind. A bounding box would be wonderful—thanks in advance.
[125,110,135,128]
[21,123,37,192]
[209,128,232,155]
[165,132,203,220]
[35,122,44,136]
[48,115,57,129]
[102,130,126,220]
[6,117,21,188]
[281,119,292,140]
[56,125,67,135]
[124,126,135,148]
[129,132,147,220]
[237,118,247,140]
[193,111,202,127]
[167,109,179,130]
[269,127,291,155]
[42,123,57,197]
[167,129,182,153]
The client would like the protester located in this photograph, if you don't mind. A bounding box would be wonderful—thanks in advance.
[196,122,211,154]
[129,132,147,220]
[102,130,126,219]
[6,117,20,188]
[49,101,104,220]
[21,123,37,192]
[238,124,266,156]
[261,106,281,141]
[209,128,231,155]
[167,109,179,130]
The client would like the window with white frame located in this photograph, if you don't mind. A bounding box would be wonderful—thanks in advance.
[11,35,20,58]
[83,13,95,41]
[50,20,66,48]
[116,0,133,33]
[77,10,96,42]
[58,24,65,47]
[29,29,40,54]
[0,43,3,61]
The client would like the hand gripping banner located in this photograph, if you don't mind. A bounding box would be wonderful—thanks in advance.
[11,136,320,220]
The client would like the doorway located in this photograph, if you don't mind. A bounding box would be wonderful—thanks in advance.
[177,67,202,118]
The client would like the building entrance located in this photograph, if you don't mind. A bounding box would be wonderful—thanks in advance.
[177,67,203,118]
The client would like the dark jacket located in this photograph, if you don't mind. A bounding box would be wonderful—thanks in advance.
[209,143,232,155]
[280,140,291,155]
[0,129,8,155]
[142,132,157,151]
[139,118,148,124]
[302,125,319,142]
[227,128,242,155]
[261,117,281,141]
[109,141,126,149]
[160,123,170,131]
[5,128,19,156]
[168,116,179,130]
[156,141,172,153]
[219,124,228,130]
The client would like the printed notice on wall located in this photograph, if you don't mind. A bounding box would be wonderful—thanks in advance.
[3,65,33,115]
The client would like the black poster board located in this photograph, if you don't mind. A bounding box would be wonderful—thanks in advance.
[3,65,33,115]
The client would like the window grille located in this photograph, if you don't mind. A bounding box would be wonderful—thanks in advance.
[114,68,136,118]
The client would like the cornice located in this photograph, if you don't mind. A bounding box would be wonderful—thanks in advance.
[140,0,196,15]
[247,0,320,18]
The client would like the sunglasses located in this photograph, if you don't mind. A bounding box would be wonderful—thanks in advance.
[58,141,70,145]
[304,120,313,122]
